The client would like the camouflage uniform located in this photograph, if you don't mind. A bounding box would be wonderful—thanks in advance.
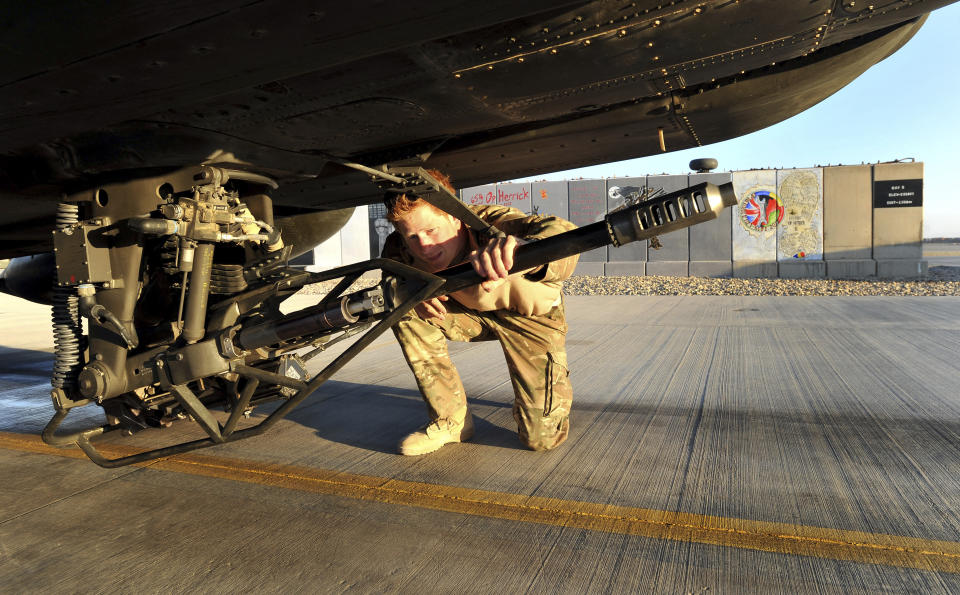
[384,205,578,451]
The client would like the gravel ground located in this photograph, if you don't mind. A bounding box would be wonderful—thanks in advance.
[563,267,960,297]
[301,265,960,297]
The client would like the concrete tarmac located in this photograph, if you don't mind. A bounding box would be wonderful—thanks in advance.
[2,293,960,593]
[925,242,960,267]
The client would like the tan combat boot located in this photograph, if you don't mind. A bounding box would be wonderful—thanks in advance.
[398,412,474,456]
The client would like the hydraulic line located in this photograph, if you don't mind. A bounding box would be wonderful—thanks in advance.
[182,242,215,343]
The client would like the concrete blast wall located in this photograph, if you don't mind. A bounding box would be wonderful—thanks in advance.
[310,162,925,279]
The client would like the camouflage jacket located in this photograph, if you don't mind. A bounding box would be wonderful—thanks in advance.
[382,204,579,316]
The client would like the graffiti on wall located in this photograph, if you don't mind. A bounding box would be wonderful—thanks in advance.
[368,202,394,258]
[531,181,568,218]
[568,179,608,262]
[731,170,778,261]
[463,184,531,211]
[461,184,495,206]
[740,190,784,231]
[494,184,532,213]
[776,169,823,261]
[606,177,649,262]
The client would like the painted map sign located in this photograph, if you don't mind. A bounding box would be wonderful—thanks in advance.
[731,170,777,262]
[776,168,823,261]
[873,179,922,208]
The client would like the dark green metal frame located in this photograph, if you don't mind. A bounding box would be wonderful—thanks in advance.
[43,258,443,468]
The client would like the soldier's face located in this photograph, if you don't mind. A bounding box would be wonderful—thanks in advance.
[395,204,465,272]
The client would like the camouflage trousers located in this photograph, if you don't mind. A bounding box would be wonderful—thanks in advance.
[392,298,573,451]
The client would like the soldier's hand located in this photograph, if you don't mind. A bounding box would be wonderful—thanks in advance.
[469,234,518,292]
[415,296,448,322]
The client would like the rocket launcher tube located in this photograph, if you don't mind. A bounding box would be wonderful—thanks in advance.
[433,181,737,296]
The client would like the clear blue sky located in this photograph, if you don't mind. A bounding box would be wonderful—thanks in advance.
[526,4,960,238]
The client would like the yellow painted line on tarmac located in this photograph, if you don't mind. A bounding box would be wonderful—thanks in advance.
[4,430,960,573]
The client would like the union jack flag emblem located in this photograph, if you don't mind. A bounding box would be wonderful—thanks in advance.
[742,190,783,229]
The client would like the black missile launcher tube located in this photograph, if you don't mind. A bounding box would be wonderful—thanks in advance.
[432,181,736,296]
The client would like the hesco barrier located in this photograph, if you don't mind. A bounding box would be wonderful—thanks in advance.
[306,161,925,280]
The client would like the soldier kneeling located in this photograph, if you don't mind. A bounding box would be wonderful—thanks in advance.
[381,171,579,455]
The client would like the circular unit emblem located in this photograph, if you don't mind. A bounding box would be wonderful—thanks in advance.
[740,190,784,230]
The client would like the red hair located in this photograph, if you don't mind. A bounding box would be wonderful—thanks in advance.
[385,169,455,223]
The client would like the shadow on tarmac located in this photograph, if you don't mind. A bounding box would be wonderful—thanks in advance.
[278,378,960,460]
[0,346,54,377]
[282,380,526,454]
[8,347,960,463]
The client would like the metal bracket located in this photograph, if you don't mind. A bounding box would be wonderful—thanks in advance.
[169,384,224,443]
[342,163,504,239]
[56,258,445,468]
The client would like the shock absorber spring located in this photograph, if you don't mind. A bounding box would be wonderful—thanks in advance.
[51,203,84,391]
[55,203,79,228]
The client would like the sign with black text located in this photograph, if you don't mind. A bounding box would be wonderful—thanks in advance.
[873,179,922,208]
